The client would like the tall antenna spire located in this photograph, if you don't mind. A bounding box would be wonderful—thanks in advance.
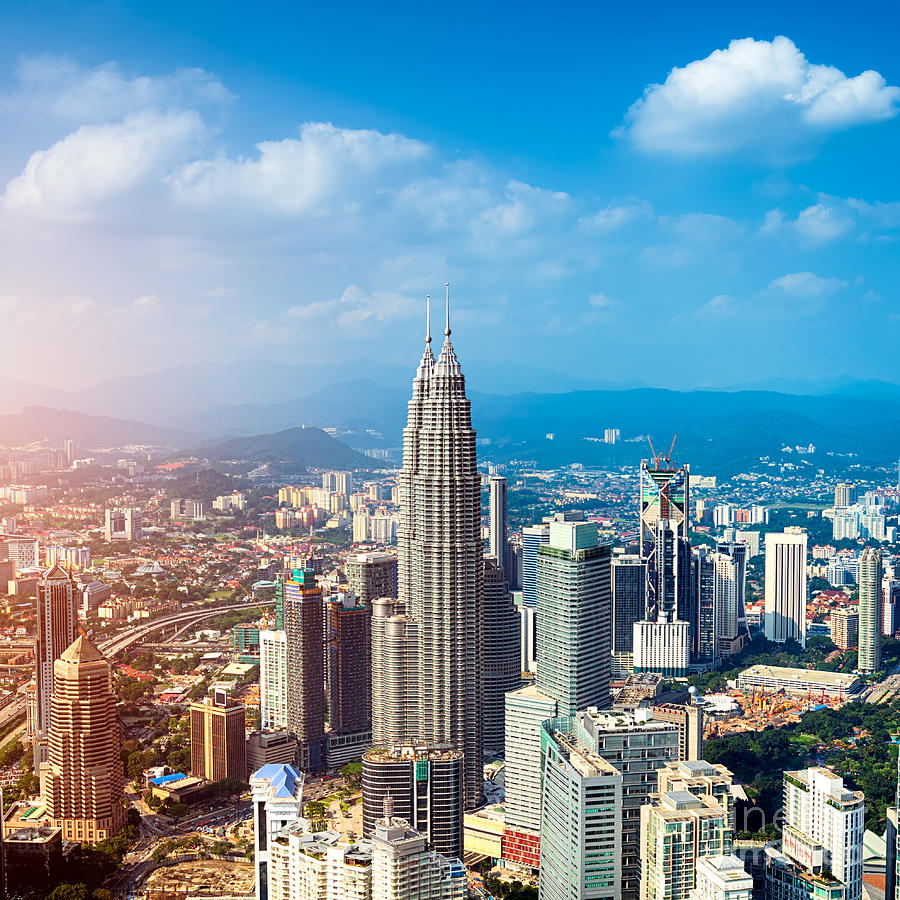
[425,294,431,345]
[444,282,451,337]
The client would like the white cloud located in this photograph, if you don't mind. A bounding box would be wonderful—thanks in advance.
[1,54,232,121]
[617,36,900,158]
[588,292,618,309]
[282,285,419,330]
[697,294,741,319]
[167,122,431,215]
[2,110,206,219]
[793,203,855,244]
[578,200,652,231]
[768,272,846,296]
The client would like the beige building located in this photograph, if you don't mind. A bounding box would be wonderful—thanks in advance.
[43,635,126,843]
[829,607,858,650]
[190,689,247,782]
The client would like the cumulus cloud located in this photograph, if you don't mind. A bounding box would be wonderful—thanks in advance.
[768,272,846,296]
[2,110,206,218]
[578,200,652,231]
[617,36,900,158]
[696,294,740,319]
[1,54,232,121]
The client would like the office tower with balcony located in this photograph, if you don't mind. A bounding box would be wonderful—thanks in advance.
[482,556,521,754]
[488,475,512,582]
[539,717,622,900]
[371,296,483,809]
[764,529,808,647]
[284,568,325,771]
[858,548,883,674]
[361,746,464,859]
[764,767,864,900]
[190,688,247,781]
[346,551,398,604]
[43,635,125,843]
[536,520,611,716]
[260,630,288,730]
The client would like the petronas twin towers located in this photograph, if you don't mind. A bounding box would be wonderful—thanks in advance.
[371,288,483,808]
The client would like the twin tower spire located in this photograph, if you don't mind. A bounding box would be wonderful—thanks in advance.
[425,282,452,347]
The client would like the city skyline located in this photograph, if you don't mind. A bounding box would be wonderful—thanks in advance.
[0,3,898,390]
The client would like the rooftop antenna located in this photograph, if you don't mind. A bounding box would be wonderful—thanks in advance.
[425,294,431,345]
[444,282,451,337]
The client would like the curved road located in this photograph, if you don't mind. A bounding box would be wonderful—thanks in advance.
[97,600,261,657]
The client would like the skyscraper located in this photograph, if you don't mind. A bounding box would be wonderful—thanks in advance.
[43,635,125,843]
[259,630,288,730]
[612,553,647,656]
[376,293,483,808]
[481,556,521,754]
[488,475,511,581]
[327,593,371,735]
[858,548,883,674]
[34,565,77,767]
[346,552,398,604]
[715,541,748,648]
[764,529,808,647]
[520,523,550,608]
[536,520,611,716]
[283,568,325,771]
[190,688,247,782]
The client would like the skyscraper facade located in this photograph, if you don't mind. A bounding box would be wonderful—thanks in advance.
[520,523,550,608]
[536,521,611,716]
[34,565,77,768]
[482,556,521,754]
[43,635,125,843]
[764,529,808,647]
[346,552,398,604]
[190,689,247,782]
[612,554,646,656]
[488,475,511,581]
[858,548,883,674]
[260,630,288,730]
[284,568,325,771]
[378,301,483,808]
[327,593,372,735]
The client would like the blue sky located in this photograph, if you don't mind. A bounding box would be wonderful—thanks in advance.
[0,1,898,390]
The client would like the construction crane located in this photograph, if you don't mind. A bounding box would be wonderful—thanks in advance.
[646,433,678,470]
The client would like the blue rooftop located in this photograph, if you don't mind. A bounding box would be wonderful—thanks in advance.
[150,772,187,786]
[252,763,303,799]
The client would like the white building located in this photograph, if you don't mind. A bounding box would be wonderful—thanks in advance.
[251,762,306,900]
[633,618,690,678]
[765,767,864,900]
[213,492,246,512]
[260,630,288,730]
[371,815,466,900]
[104,508,142,542]
[764,529,808,647]
[690,856,753,900]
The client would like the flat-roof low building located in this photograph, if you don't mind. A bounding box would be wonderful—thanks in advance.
[735,665,863,700]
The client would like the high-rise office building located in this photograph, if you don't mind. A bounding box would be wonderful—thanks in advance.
[488,475,512,582]
[284,568,325,771]
[858,548,882,674]
[362,746,464,859]
[690,856,753,900]
[346,552,398,604]
[250,763,305,900]
[375,298,483,808]
[501,686,559,869]
[612,554,647,657]
[715,541,748,649]
[43,635,125,843]
[764,767,863,900]
[539,718,622,900]
[371,596,419,748]
[481,556,521,754]
[650,704,704,763]
[371,812,467,900]
[260,630,288,730]
[640,460,690,621]
[34,565,77,768]
[63,438,76,466]
[640,790,732,900]
[633,619,690,677]
[190,688,247,782]
[520,523,550,608]
[691,547,717,666]
[764,529,808,647]
[327,593,371,735]
[536,520,611,716]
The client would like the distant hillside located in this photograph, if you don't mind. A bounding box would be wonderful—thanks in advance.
[200,426,373,471]
[0,406,191,448]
